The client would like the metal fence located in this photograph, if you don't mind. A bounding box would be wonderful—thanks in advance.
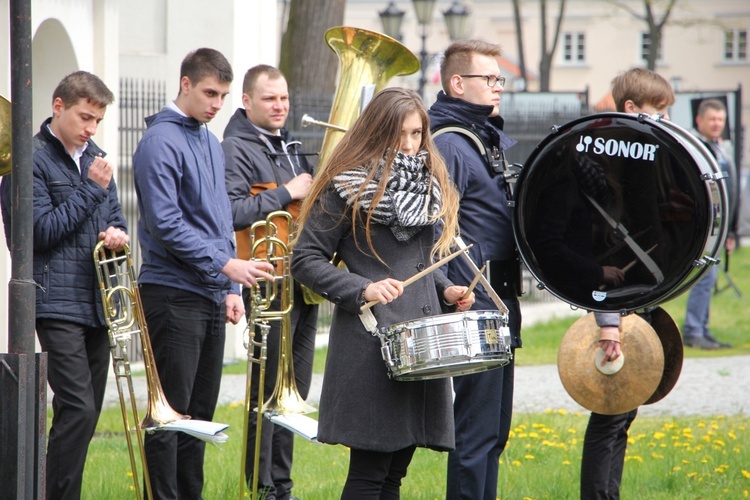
[116,78,167,362]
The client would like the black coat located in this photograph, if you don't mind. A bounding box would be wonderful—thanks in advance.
[291,189,455,452]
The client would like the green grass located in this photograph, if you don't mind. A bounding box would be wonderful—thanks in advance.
[78,247,750,498]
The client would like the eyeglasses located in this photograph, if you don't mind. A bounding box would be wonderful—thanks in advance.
[460,74,506,88]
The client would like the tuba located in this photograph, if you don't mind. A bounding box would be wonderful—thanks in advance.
[94,242,188,500]
[312,26,419,166]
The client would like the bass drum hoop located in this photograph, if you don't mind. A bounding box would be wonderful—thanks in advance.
[512,112,728,313]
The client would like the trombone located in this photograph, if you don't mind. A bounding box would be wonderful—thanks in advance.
[94,241,188,500]
[240,211,316,499]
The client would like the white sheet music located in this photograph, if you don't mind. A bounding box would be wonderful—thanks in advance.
[147,420,229,447]
[269,413,319,442]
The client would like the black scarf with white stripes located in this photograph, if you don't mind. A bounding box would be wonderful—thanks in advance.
[333,150,442,242]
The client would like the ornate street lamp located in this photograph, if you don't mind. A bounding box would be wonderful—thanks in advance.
[379,1,406,41]
[379,1,471,100]
[443,1,470,42]
[411,0,438,99]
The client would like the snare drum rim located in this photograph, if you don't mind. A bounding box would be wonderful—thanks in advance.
[383,309,506,335]
[512,112,729,313]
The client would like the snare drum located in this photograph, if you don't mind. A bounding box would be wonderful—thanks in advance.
[513,113,728,313]
[379,310,511,381]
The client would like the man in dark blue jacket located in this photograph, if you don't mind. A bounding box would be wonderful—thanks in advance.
[0,71,127,499]
[132,48,274,499]
[429,40,521,500]
[428,39,521,500]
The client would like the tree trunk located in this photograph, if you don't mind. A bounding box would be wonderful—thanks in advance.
[279,0,345,136]
[539,0,567,92]
[512,0,527,91]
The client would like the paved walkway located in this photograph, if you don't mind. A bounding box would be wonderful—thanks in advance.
[88,299,750,418]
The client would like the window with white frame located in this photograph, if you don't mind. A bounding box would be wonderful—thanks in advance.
[724,29,747,62]
[640,32,663,63]
[562,32,586,64]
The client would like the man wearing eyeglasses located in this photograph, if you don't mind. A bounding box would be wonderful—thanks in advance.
[428,39,521,500]
[222,64,317,500]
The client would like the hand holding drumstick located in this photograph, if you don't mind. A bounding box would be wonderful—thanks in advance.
[362,245,474,311]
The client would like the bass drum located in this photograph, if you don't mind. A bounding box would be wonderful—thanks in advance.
[513,112,729,313]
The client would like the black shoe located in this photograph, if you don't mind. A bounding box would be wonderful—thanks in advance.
[684,336,720,350]
[704,333,733,348]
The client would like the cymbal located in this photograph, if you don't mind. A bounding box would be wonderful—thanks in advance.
[643,306,684,405]
[557,312,664,415]
[0,95,10,176]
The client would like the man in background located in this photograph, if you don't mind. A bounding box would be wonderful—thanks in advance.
[222,64,317,500]
[682,98,736,350]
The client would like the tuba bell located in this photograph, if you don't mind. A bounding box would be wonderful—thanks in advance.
[314,26,419,166]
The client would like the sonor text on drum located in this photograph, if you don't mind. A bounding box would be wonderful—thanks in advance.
[576,135,658,161]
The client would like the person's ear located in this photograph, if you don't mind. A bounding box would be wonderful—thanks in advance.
[180,76,192,96]
[449,75,464,97]
[622,100,637,113]
[52,97,65,117]
[241,93,251,110]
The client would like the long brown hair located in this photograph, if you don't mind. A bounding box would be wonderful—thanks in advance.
[295,87,460,262]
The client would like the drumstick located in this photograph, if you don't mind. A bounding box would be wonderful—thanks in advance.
[622,244,658,273]
[361,244,473,310]
[599,244,658,291]
[461,265,486,300]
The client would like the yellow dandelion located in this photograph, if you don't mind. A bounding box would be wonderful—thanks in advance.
[653,432,666,440]
[563,460,571,465]
[651,453,664,459]
[714,439,726,447]
[568,428,577,434]
[512,460,522,467]
[525,454,535,459]
[673,466,682,472]
[687,472,698,478]
[625,456,643,463]
[741,470,750,479]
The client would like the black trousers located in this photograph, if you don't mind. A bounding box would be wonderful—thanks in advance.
[341,445,417,499]
[36,318,110,500]
[244,284,318,500]
[140,284,226,500]
[580,410,638,500]
[446,298,520,500]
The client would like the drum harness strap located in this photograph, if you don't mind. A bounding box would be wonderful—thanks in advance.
[432,125,522,207]
[583,193,665,284]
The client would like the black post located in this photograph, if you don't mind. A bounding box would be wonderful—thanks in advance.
[417,23,428,101]
[5,0,45,498]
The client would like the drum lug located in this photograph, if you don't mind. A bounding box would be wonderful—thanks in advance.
[693,256,720,268]
[701,172,723,181]
[535,281,546,290]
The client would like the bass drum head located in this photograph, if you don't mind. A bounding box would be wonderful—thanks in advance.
[513,113,728,313]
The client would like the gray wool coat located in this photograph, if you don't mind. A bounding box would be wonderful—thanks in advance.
[291,188,456,453]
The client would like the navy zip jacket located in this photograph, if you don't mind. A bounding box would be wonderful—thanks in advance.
[133,107,240,303]
[429,91,518,309]
[0,118,127,327]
